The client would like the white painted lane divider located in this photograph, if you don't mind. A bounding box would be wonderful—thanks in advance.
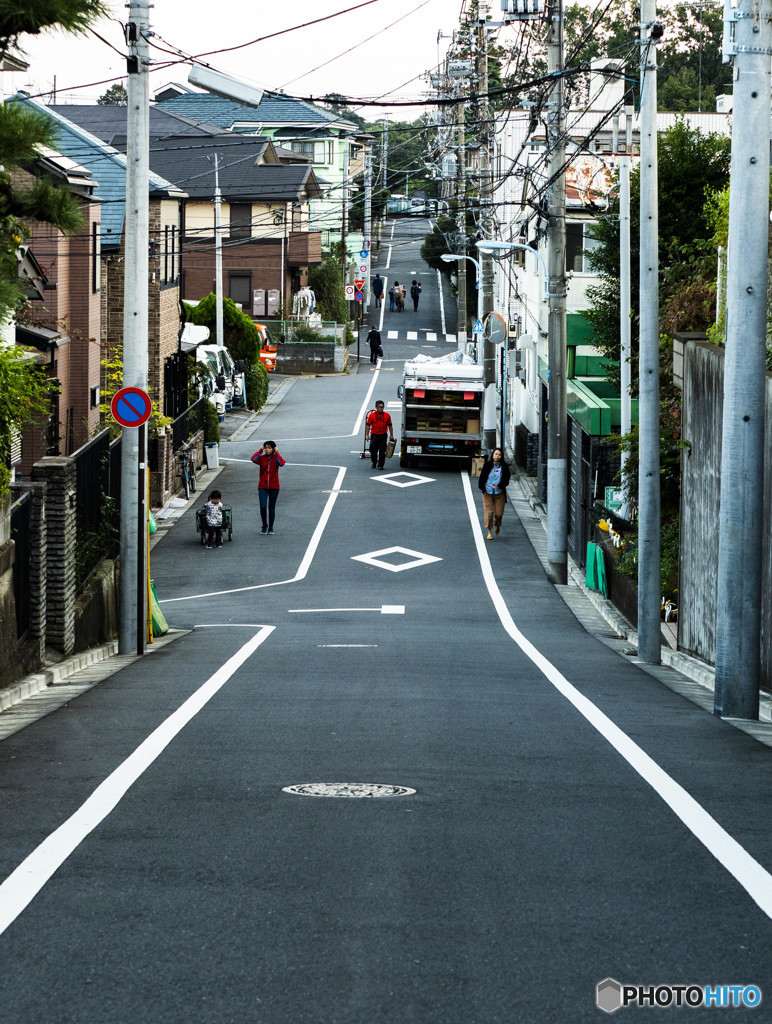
[289,605,405,615]
[437,269,446,334]
[0,626,275,937]
[460,471,772,921]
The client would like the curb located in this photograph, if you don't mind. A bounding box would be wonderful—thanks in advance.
[506,458,772,724]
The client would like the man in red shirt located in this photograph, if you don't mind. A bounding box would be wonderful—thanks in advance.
[364,400,394,470]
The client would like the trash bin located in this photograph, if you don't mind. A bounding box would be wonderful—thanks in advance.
[205,442,219,469]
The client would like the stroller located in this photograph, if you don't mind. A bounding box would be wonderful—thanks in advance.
[195,505,233,546]
[394,287,405,312]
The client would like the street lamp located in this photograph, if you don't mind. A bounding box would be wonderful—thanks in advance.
[441,253,482,356]
[475,240,548,302]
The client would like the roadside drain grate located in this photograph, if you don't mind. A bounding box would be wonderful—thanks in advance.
[282,783,416,798]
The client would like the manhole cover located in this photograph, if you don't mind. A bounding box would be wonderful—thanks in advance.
[282,783,416,798]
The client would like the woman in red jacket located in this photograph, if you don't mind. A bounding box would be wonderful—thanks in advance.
[250,440,285,535]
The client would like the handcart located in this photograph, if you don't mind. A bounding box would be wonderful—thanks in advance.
[195,505,233,545]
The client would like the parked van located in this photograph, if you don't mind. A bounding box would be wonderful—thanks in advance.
[197,345,236,407]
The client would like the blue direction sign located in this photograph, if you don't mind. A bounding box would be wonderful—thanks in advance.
[359,249,369,259]
[111,386,152,428]
[473,318,485,334]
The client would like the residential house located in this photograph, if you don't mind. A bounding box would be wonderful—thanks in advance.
[45,104,324,319]
[12,149,103,476]
[153,86,371,253]
[17,95,188,423]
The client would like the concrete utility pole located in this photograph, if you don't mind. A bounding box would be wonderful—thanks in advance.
[455,83,468,351]
[118,0,150,654]
[636,3,661,664]
[212,153,224,346]
[714,0,772,719]
[477,12,497,452]
[546,0,568,585]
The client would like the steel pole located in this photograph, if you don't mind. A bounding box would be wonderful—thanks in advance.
[619,109,632,517]
[213,154,224,345]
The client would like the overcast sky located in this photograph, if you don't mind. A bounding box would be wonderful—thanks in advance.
[11,0,461,117]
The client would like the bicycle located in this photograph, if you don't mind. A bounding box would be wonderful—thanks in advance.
[178,447,197,500]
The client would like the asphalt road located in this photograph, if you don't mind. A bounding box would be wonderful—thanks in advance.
[1,218,772,1022]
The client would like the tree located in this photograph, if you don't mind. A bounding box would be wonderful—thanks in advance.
[585,119,730,387]
[184,295,260,364]
[97,83,127,105]
[308,256,348,324]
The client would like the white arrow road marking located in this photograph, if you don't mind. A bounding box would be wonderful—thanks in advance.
[0,626,275,937]
[461,471,772,921]
[289,605,405,614]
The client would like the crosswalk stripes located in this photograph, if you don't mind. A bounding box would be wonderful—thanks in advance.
[383,330,457,344]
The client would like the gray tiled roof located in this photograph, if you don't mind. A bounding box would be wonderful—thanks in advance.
[49,104,227,148]
[18,96,185,249]
[154,91,358,132]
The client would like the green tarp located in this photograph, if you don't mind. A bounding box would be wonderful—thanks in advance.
[585,542,608,597]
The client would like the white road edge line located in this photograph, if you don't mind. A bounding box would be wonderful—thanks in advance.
[289,605,405,614]
[0,626,275,938]
[160,465,347,603]
[460,471,772,921]
[437,269,446,335]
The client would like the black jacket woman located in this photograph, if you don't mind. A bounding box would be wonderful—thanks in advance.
[478,448,511,540]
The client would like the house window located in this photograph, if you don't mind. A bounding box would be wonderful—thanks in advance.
[289,140,333,165]
[164,225,170,282]
[92,222,101,293]
[228,271,251,308]
[230,204,252,240]
[566,222,601,274]
[90,385,100,409]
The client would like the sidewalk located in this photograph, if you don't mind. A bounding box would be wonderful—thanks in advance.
[506,459,772,733]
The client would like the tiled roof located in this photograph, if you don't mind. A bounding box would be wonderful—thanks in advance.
[49,103,227,148]
[17,96,185,249]
[154,90,358,132]
[145,136,320,199]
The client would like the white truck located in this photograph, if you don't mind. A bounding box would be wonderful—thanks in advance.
[397,352,484,468]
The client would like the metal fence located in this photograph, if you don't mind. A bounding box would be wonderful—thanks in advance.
[259,320,345,345]
[10,490,31,642]
[170,397,205,453]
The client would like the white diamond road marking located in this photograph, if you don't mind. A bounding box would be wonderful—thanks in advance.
[387,330,398,339]
[406,331,418,340]
[352,546,443,573]
[374,471,435,488]
[387,401,401,408]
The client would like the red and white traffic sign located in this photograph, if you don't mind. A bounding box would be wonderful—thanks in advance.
[111,386,152,428]
[354,279,365,290]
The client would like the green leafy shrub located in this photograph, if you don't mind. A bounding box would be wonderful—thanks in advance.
[204,398,220,443]
[184,294,260,364]
[245,360,269,411]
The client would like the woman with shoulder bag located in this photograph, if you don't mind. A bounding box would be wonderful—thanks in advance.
[478,448,511,540]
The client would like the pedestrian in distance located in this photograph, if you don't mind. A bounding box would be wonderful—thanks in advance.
[365,400,394,470]
[203,489,224,548]
[251,440,285,535]
[410,279,422,311]
[367,325,383,365]
[393,281,405,312]
[372,273,384,308]
[478,447,511,540]
[388,284,395,312]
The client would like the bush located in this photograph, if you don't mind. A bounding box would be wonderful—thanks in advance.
[204,398,220,443]
[184,294,260,364]
[245,359,269,411]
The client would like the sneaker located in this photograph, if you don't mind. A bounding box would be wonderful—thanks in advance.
[261,526,268,535]
[486,531,493,540]
[268,529,275,535]
[206,544,213,549]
